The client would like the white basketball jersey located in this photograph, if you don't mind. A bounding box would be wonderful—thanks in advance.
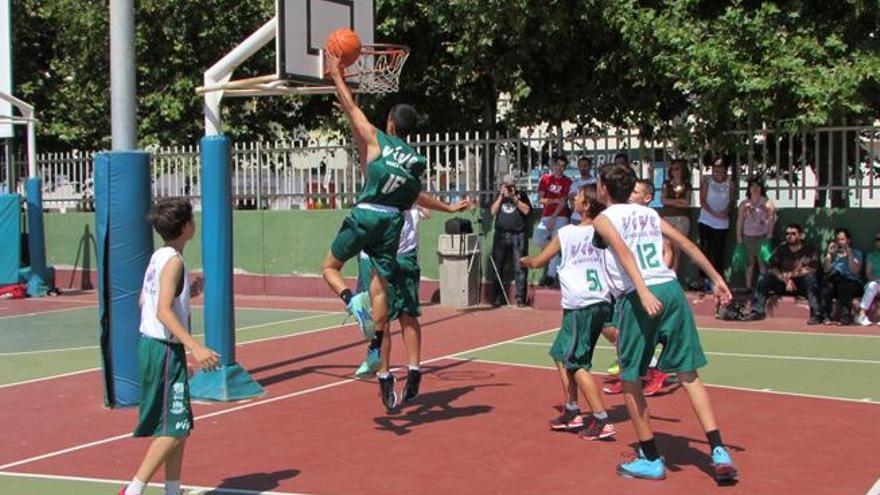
[397,208,421,255]
[140,247,191,342]
[599,203,677,295]
[557,225,612,310]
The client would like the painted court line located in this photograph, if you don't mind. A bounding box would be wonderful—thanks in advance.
[698,326,880,338]
[0,471,314,495]
[0,368,101,390]
[866,477,880,495]
[0,326,561,471]
[0,311,343,357]
[448,356,880,405]
[0,304,98,320]
[508,340,880,365]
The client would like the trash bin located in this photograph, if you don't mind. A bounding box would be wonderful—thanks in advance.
[438,234,480,308]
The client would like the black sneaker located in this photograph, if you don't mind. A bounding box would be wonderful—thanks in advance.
[402,368,422,403]
[839,315,854,326]
[807,316,824,326]
[378,374,398,412]
[578,415,616,440]
[742,311,765,321]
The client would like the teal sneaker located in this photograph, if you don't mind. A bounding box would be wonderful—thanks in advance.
[711,446,738,483]
[354,348,382,379]
[347,292,376,339]
[617,449,666,480]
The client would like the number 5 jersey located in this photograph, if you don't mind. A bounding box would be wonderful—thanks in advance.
[557,224,613,310]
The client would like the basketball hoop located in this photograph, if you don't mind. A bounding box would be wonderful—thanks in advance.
[197,44,409,97]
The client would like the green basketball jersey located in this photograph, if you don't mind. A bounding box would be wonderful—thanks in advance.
[356,131,426,210]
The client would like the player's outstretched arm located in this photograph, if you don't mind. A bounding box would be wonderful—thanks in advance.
[660,219,732,305]
[593,215,663,316]
[326,51,379,168]
[157,257,220,369]
[521,236,560,269]
[416,192,472,213]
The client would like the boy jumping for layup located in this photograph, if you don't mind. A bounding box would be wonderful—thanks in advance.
[593,164,738,483]
[321,51,426,407]
[119,199,220,495]
[521,185,616,440]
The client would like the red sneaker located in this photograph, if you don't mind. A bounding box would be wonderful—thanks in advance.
[643,369,670,396]
[603,379,623,394]
[118,488,127,495]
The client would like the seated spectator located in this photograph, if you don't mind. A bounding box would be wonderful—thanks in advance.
[744,223,823,325]
[821,228,863,326]
[857,233,880,326]
[736,177,775,291]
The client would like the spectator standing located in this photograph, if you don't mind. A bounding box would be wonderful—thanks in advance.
[660,158,693,272]
[857,233,880,326]
[821,228,863,326]
[736,177,776,290]
[533,155,573,287]
[569,156,596,225]
[490,174,532,306]
[744,224,823,325]
[696,158,733,291]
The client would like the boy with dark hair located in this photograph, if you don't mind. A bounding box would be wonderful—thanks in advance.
[119,199,220,495]
[321,52,428,409]
[533,155,573,287]
[593,163,738,482]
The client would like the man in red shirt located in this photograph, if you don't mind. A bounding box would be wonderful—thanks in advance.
[533,155,573,287]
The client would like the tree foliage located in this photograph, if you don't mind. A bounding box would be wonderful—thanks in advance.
[9,0,880,150]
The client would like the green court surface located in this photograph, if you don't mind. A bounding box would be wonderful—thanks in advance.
[457,327,880,402]
[0,472,296,495]
[0,306,344,386]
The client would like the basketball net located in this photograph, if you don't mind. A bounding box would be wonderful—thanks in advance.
[197,44,409,97]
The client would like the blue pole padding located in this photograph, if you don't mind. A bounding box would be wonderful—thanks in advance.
[199,135,235,365]
[95,151,153,408]
[0,194,21,285]
[25,178,51,296]
[190,135,264,401]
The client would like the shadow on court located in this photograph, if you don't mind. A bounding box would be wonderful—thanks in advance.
[205,469,300,494]
[372,383,508,436]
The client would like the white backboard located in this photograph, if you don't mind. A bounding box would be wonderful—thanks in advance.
[276,0,375,84]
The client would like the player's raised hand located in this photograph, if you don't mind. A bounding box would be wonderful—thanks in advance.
[325,50,343,79]
[637,289,663,317]
[713,279,733,306]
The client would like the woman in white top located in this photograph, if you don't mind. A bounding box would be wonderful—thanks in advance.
[736,176,776,290]
[696,158,733,291]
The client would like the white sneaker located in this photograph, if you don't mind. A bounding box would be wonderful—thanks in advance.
[857,315,871,326]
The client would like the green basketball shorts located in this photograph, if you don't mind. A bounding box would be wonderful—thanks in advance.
[616,281,707,382]
[133,336,193,438]
[549,302,612,371]
[359,249,421,322]
[330,206,404,280]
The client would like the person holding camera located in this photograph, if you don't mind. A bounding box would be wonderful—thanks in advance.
[490,174,532,306]
[821,228,863,325]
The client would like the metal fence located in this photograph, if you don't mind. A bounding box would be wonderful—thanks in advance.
[5,124,880,211]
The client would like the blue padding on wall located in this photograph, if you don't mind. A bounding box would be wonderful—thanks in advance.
[0,194,20,285]
[200,135,235,365]
[95,151,153,408]
[25,178,51,295]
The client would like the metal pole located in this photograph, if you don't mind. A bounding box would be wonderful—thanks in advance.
[2,138,11,192]
[110,0,137,150]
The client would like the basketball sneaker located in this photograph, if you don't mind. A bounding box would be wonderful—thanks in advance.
[579,415,616,440]
[616,449,666,480]
[711,446,739,483]
[548,409,583,431]
[603,379,623,394]
[378,374,398,412]
[346,292,375,339]
[857,314,872,326]
[402,368,422,403]
[643,368,670,397]
[354,347,381,379]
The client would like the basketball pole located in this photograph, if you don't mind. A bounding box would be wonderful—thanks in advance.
[189,18,276,401]
[94,0,153,408]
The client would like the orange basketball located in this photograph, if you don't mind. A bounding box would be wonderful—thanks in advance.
[325,28,362,68]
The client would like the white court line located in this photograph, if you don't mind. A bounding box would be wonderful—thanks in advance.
[866,477,880,495]
[0,326,560,471]
[698,326,880,339]
[0,368,101,390]
[447,356,880,405]
[0,304,97,320]
[0,312,344,357]
[0,471,314,495]
[508,341,880,365]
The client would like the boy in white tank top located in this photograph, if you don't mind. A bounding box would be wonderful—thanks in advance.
[119,199,219,495]
[593,164,738,483]
[520,185,616,440]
